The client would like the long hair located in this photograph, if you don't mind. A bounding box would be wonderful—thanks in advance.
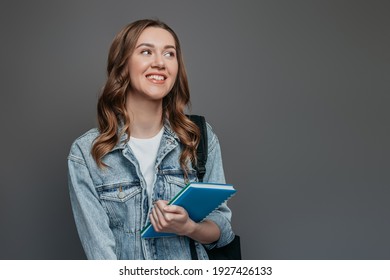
[92,19,200,175]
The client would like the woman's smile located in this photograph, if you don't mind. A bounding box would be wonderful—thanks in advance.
[145,73,167,84]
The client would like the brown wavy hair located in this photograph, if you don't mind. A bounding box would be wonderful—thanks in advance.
[92,19,200,175]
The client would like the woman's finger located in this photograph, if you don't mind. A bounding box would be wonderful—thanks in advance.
[163,204,183,214]
[149,211,160,232]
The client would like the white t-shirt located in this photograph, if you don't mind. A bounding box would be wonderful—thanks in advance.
[128,127,164,205]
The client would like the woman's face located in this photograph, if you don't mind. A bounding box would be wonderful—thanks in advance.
[127,27,179,101]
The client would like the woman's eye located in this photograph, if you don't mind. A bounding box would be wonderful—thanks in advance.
[141,49,151,55]
[164,51,175,57]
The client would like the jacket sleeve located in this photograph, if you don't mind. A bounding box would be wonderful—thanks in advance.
[68,143,117,259]
[202,123,235,249]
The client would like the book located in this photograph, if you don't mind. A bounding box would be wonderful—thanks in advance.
[141,182,236,238]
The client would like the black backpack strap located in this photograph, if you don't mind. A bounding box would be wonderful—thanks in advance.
[189,237,198,260]
[187,115,208,260]
[187,115,208,183]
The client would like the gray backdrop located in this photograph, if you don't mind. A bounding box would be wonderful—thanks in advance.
[0,0,389,259]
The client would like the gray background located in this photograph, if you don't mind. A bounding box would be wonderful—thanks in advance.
[0,0,389,259]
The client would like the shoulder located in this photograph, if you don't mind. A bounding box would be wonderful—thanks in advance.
[204,120,221,153]
[205,121,216,140]
[68,128,100,162]
[187,114,221,148]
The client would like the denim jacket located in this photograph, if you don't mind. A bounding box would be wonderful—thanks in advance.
[67,120,234,260]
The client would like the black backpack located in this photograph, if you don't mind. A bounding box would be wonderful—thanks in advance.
[187,115,242,260]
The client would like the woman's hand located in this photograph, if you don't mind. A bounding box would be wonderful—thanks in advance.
[149,200,196,236]
[150,200,221,244]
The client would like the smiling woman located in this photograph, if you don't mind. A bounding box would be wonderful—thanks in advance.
[67,19,235,260]
[128,27,178,103]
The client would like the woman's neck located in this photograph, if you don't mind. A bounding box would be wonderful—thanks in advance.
[126,94,164,139]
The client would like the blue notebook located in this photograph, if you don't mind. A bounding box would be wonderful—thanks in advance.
[141,182,236,238]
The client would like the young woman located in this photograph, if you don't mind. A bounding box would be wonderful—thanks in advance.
[68,19,234,260]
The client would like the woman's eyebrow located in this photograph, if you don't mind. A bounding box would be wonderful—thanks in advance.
[136,43,176,50]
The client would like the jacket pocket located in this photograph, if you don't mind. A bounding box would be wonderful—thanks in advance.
[99,182,141,202]
[97,181,142,232]
[163,171,198,201]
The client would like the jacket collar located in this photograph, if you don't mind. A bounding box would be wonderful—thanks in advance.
[111,118,180,151]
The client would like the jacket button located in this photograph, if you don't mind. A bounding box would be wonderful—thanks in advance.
[118,192,125,199]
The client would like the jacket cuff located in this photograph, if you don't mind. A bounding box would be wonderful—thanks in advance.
[203,213,235,250]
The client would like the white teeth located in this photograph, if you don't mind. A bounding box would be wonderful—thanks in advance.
[147,75,165,81]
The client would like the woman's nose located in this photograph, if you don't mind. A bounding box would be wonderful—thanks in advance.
[152,54,165,69]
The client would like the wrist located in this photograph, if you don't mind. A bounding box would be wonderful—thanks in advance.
[183,220,198,237]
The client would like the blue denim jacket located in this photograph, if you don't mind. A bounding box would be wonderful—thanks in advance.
[68,120,234,260]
